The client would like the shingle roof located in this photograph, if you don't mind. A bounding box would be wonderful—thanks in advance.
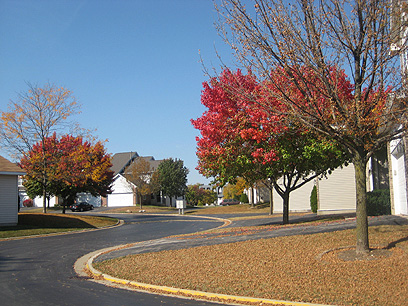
[111,152,139,175]
[137,156,163,173]
[111,152,164,176]
[0,155,25,175]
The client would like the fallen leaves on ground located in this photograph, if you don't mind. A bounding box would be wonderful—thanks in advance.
[95,224,408,306]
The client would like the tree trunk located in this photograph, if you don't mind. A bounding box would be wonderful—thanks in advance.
[251,188,255,208]
[353,152,370,254]
[139,193,143,210]
[42,185,47,214]
[269,183,274,215]
[282,192,289,224]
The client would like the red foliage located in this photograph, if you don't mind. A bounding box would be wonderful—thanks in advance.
[191,67,356,183]
[20,133,114,199]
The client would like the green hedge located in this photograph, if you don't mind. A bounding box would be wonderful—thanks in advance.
[367,189,391,216]
[310,185,318,213]
[239,193,249,204]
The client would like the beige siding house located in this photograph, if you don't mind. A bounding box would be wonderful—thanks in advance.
[316,165,356,214]
[0,156,25,226]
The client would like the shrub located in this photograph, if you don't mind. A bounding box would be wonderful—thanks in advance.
[310,185,318,213]
[367,189,391,216]
[240,193,249,203]
[23,199,34,207]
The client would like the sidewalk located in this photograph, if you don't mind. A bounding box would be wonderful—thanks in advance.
[94,214,408,262]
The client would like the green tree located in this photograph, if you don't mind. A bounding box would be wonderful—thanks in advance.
[202,188,218,205]
[185,184,204,206]
[157,158,189,206]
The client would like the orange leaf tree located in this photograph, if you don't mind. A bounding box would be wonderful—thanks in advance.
[20,134,114,213]
[124,157,160,210]
[0,82,82,212]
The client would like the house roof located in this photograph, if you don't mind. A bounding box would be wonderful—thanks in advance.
[0,155,25,175]
[122,156,163,175]
[111,152,139,175]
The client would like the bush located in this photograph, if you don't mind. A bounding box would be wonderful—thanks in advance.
[367,189,391,216]
[239,193,249,204]
[310,185,317,213]
[23,199,34,207]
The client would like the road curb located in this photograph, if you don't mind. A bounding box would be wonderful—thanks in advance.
[75,214,334,306]
[82,244,333,306]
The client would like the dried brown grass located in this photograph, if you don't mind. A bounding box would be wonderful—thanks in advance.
[95,224,408,306]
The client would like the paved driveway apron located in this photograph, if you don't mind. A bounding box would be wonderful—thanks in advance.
[0,214,225,306]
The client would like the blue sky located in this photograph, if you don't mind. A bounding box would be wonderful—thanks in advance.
[0,0,237,184]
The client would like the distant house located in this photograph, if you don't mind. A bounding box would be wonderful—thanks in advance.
[0,156,25,226]
[106,152,164,207]
[245,155,392,215]
[389,136,408,215]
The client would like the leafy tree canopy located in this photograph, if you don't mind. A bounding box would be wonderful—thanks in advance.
[20,134,114,213]
[157,158,189,205]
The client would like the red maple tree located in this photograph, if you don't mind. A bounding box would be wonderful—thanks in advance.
[20,134,114,213]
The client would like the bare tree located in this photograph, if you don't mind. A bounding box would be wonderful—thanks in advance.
[0,82,80,212]
[214,0,408,254]
[0,82,80,156]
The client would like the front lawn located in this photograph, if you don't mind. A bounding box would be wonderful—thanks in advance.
[0,213,118,238]
[94,224,408,306]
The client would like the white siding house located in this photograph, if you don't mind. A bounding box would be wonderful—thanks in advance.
[107,174,135,207]
[389,137,408,215]
[389,1,408,216]
[105,152,164,207]
[0,156,25,226]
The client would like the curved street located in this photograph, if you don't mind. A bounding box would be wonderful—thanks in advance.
[2,211,407,306]
[0,213,225,306]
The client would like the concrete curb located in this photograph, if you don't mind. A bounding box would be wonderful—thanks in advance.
[74,214,334,306]
[81,244,333,306]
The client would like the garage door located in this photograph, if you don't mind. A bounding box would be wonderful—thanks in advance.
[107,193,133,207]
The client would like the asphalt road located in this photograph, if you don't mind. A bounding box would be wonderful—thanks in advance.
[0,213,225,306]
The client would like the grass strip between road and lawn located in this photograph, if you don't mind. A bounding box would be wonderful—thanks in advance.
[102,203,275,215]
[0,213,118,239]
[94,223,408,306]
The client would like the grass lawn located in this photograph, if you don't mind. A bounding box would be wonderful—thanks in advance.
[94,224,408,306]
[103,205,178,214]
[187,203,272,215]
[0,213,118,239]
[103,203,273,215]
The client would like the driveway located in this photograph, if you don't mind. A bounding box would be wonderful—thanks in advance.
[0,213,225,306]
